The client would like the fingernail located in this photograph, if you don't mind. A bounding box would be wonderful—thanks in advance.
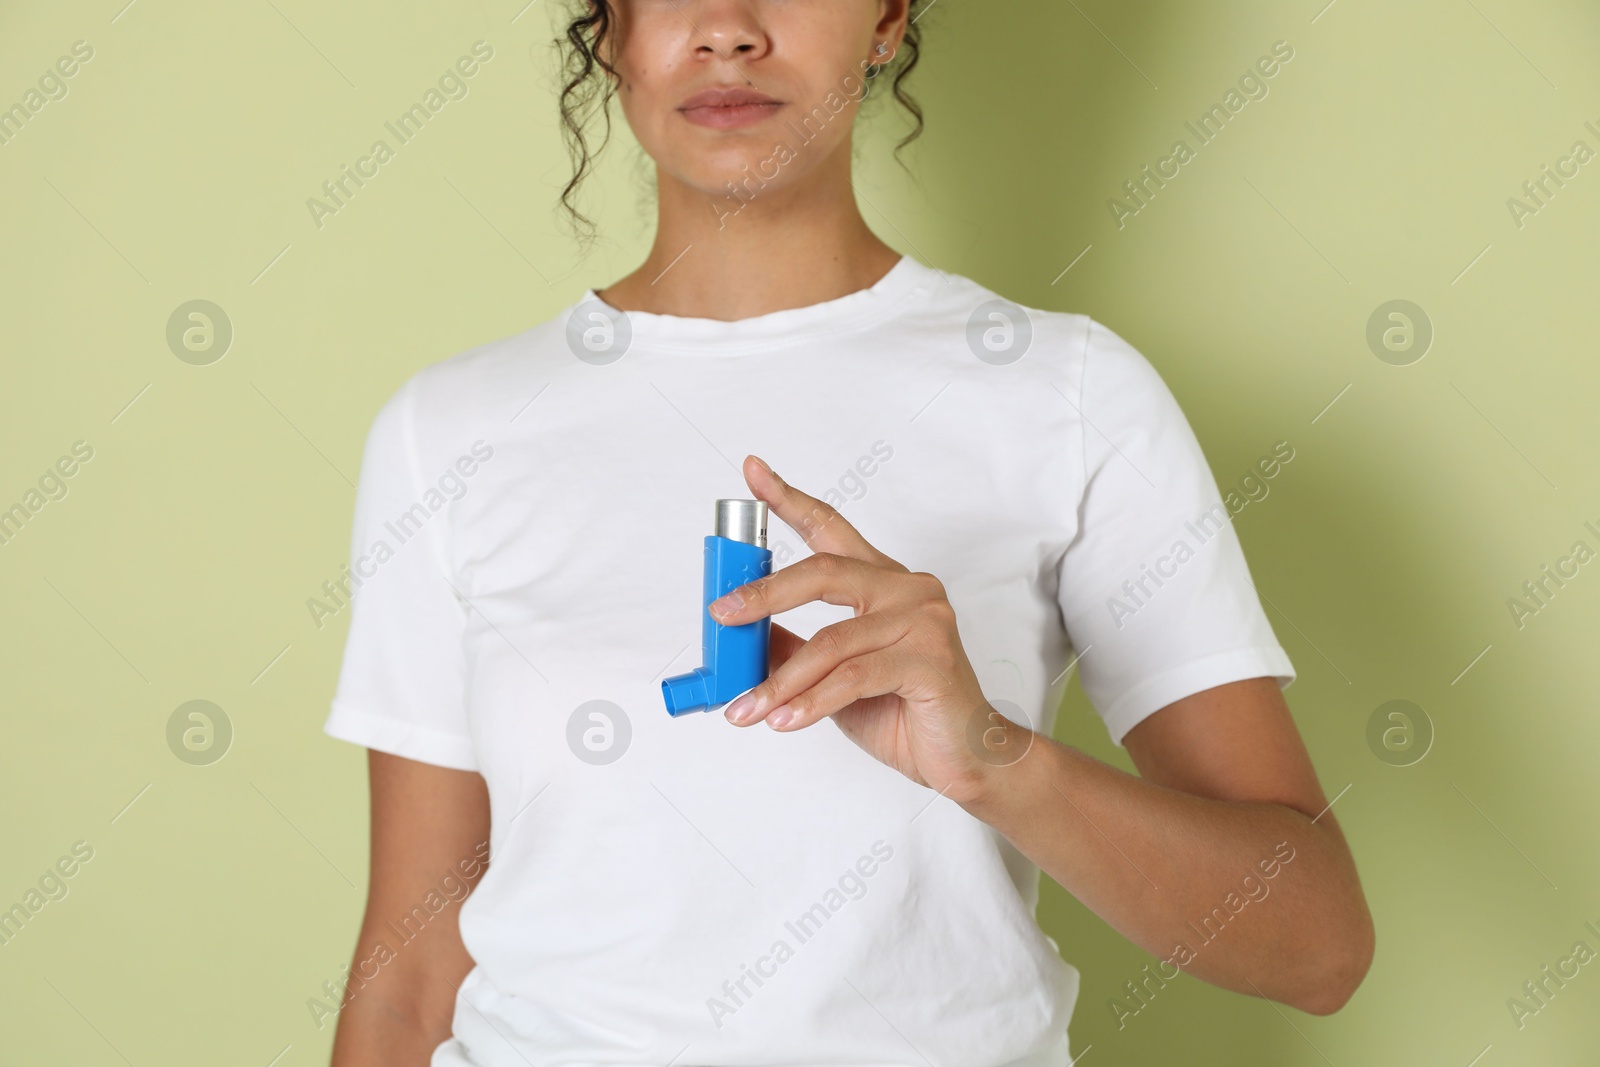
[753,455,782,485]
[766,704,795,729]
[725,692,757,724]
[709,590,744,619]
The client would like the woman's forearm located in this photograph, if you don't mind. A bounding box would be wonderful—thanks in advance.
[330,994,451,1067]
[961,723,1373,1015]
[705,465,1372,1012]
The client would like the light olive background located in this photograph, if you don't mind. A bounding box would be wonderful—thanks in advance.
[2,0,1597,1063]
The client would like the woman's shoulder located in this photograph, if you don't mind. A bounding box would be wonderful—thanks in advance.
[373,302,590,425]
[352,310,578,469]
[924,263,1164,390]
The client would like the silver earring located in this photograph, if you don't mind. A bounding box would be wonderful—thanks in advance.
[866,42,892,93]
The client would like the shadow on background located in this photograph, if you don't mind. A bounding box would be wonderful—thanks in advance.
[884,1,1600,1063]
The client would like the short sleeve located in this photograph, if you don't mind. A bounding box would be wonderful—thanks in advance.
[1057,320,1295,746]
[323,376,478,771]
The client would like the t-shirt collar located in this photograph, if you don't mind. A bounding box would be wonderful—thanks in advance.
[574,253,936,354]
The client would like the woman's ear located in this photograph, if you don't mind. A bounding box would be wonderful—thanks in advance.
[875,0,913,48]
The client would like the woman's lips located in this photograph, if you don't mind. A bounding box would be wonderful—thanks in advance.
[678,89,784,130]
[680,101,784,129]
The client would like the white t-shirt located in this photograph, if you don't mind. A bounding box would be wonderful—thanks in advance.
[324,253,1294,1067]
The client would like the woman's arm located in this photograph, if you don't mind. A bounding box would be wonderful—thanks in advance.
[712,455,1374,1014]
[330,750,490,1066]
[964,676,1374,1015]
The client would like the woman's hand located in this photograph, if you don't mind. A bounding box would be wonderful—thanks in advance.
[710,459,1377,1014]
[711,455,1032,804]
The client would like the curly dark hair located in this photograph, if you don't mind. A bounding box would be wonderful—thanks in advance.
[554,1,929,248]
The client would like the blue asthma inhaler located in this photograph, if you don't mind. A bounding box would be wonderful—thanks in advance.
[662,498,773,716]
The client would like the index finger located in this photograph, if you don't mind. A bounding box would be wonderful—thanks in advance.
[742,455,901,568]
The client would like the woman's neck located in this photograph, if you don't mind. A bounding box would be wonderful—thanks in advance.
[594,151,902,321]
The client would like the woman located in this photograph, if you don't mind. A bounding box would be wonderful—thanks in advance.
[323,2,1374,1063]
